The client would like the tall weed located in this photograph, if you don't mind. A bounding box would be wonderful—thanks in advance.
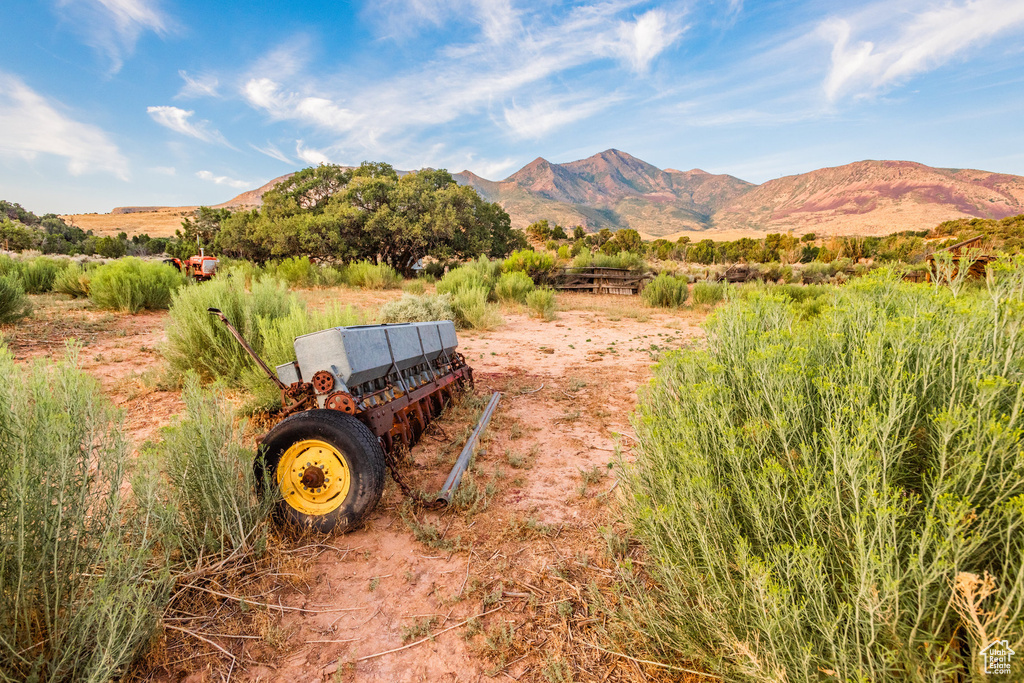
[626,262,1024,681]
[525,287,556,321]
[164,271,295,383]
[0,344,168,682]
[690,280,726,305]
[346,260,401,289]
[642,273,689,308]
[380,293,456,324]
[0,274,31,323]
[53,262,92,298]
[494,271,534,304]
[89,257,186,312]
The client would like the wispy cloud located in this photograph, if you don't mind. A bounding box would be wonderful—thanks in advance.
[196,170,251,189]
[0,71,128,179]
[250,142,294,165]
[240,2,685,160]
[821,0,1024,101]
[176,70,219,99]
[55,0,171,73]
[295,141,332,165]
[147,105,229,145]
[503,95,617,139]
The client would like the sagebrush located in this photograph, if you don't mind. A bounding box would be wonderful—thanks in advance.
[88,257,186,312]
[626,263,1024,681]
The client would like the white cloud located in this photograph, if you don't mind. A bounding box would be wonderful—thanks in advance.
[176,70,219,99]
[250,142,294,165]
[196,170,251,189]
[295,141,332,165]
[150,165,176,175]
[56,0,170,73]
[147,105,228,145]
[613,9,684,72]
[821,0,1024,101]
[503,95,615,139]
[0,71,128,179]
[240,2,684,155]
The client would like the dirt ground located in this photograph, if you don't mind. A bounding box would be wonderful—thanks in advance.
[2,288,711,683]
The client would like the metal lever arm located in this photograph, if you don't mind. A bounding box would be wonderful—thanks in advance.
[207,307,288,391]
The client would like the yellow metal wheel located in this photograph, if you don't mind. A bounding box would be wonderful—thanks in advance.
[276,439,352,516]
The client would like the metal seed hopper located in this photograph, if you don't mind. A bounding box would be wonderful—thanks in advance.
[210,310,483,533]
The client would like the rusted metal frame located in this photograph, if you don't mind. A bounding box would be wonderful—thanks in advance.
[359,365,471,441]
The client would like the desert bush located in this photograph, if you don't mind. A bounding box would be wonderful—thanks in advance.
[18,256,68,293]
[268,255,317,287]
[798,260,835,284]
[145,375,275,562]
[759,262,793,282]
[0,344,168,682]
[380,293,457,324]
[525,287,556,321]
[53,261,92,298]
[494,271,535,304]
[503,249,556,279]
[0,274,31,323]
[626,262,1024,681]
[573,250,647,271]
[164,270,295,383]
[346,260,401,289]
[452,284,503,329]
[89,257,186,312]
[690,280,726,305]
[642,273,689,308]
[438,257,503,297]
[317,264,348,287]
[402,278,425,295]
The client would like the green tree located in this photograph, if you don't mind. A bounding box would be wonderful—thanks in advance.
[573,225,586,240]
[526,219,553,242]
[551,224,568,240]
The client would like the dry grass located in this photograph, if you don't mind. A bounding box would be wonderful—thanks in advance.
[61,207,197,238]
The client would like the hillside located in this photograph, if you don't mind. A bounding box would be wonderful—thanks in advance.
[61,152,1024,240]
[712,160,1024,236]
[453,149,753,235]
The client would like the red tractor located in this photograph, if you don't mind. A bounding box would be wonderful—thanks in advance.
[164,250,219,280]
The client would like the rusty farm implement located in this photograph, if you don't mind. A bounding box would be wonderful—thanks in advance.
[209,309,497,533]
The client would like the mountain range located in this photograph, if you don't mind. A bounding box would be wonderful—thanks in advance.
[94,150,1024,240]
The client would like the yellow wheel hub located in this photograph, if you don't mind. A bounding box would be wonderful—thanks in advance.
[276,439,351,516]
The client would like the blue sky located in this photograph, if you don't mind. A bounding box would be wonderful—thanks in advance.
[2,0,1023,214]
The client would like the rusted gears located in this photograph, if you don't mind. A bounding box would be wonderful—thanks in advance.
[325,391,357,414]
[311,370,335,394]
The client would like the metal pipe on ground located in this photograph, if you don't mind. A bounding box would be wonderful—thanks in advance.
[436,392,501,505]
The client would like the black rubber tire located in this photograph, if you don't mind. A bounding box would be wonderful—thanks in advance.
[257,410,386,533]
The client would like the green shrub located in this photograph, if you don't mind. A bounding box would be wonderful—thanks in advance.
[18,256,68,294]
[269,255,317,287]
[0,274,31,323]
[0,344,168,682]
[525,287,556,321]
[799,260,835,284]
[626,263,1024,681]
[503,249,556,279]
[317,264,348,288]
[452,285,503,329]
[691,280,726,305]
[380,293,456,324]
[759,262,793,282]
[573,251,647,271]
[642,273,689,308]
[494,271,535,304]
[164,270,295,383]
[402,279,426,295]
[145,375,275,562]
[437,266,489,297]
[53,262,92,298]
[346,260,401,289]
[88,257,186,312]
